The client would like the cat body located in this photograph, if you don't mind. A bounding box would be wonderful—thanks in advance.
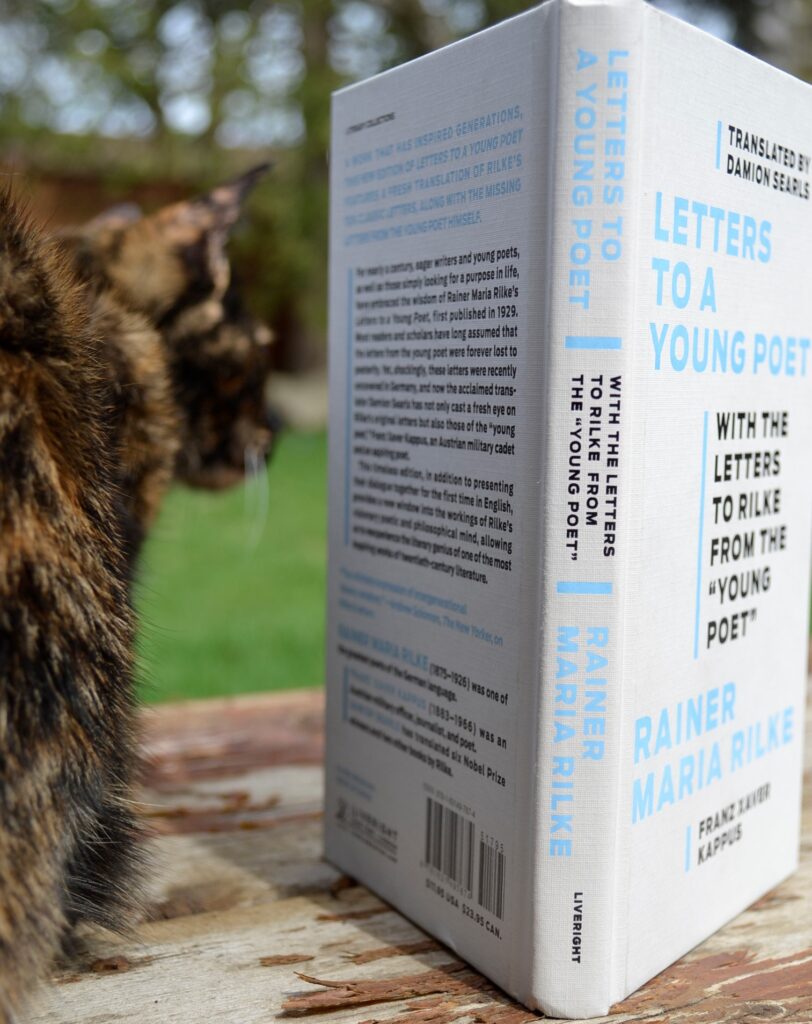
[0,169,273,1020]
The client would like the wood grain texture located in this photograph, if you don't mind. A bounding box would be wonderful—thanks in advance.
[27,684,812,1024]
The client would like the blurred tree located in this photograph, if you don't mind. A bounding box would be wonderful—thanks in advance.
[0,0,809,368]
[657,0,812,79]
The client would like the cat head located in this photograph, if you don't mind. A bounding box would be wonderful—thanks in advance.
[66,165,276,490]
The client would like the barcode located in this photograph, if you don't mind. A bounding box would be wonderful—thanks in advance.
[477,838,506,919]
[424,797,475,892]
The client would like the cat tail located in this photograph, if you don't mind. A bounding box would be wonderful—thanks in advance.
[0,189,145,1021]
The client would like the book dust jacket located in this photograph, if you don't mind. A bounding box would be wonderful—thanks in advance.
[324,0,812,1015]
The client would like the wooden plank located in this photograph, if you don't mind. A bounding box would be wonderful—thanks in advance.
[26,685,812,1023]
[142,689,324,786]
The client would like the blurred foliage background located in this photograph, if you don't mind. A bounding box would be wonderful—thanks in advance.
[0,0,809,698]
[2,0,811,373]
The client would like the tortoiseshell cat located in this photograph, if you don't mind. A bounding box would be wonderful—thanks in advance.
[0,166,274,1020]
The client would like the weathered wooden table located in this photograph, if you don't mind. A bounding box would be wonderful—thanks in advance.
[30,686,812,1024]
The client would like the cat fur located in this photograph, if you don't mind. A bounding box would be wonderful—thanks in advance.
[0,167,273,1020]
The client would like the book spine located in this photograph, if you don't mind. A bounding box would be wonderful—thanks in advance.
[529,0,645,1016]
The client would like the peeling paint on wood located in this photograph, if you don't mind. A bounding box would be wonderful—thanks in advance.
[141,690,324,786]
[615,947,812,1021]
[55,955,156,986]
[316,906,392,923]
[749,888,802,912]
[23,686,812,1024]
[358,994,542,1024]
[88,957,150,976]
[258,954,314,967]
[282,964,471,1013]
[349,939,442,964]
[282,966,544,1023]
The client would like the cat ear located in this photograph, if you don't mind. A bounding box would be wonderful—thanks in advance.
[103,163,271,321]
[152,162,271,238]
[194,162,272,230]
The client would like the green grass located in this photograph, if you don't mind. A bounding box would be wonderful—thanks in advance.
[135,431,327,703]
[136,427,809,704]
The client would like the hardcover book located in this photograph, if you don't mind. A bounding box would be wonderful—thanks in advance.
[324,0,812,1015]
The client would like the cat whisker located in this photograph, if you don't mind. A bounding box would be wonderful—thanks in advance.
[243,443,269,552]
